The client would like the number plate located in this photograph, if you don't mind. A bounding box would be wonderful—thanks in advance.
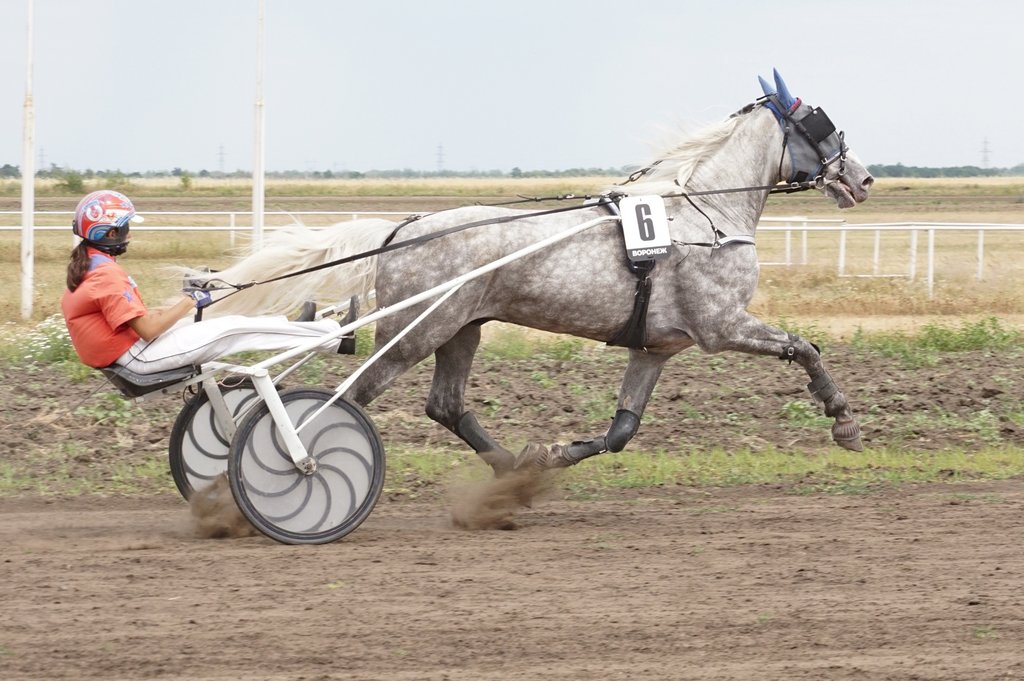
[619,196,671,261]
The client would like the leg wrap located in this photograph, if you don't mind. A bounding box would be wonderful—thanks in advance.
[454,411,501,453]
[605,409,641,453]
[807,372,839,405]
[564,437,608,463]
[455,411,514,474]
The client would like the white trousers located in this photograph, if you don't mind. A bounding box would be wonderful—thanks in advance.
[115,314,342,374]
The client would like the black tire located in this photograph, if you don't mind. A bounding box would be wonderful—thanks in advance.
[227,387,385,545]
[167,380,263,500]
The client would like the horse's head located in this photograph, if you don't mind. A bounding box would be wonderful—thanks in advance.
[758,69,873,208]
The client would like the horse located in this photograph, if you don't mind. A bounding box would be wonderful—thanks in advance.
[201,70,874,475]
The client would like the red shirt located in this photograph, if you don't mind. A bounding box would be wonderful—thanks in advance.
[61,248,148,368]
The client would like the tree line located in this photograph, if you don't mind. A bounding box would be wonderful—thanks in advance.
[0,163,631,182]
[2,162,1023,181]
[866,163,1024,178]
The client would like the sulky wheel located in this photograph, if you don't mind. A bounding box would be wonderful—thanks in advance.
[227,387,385,545]
[168,379,264,500]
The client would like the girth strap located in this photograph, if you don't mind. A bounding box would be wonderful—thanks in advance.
[607,260,654,349]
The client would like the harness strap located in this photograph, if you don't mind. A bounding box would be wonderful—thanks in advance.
[674,234,756,249]
[211,201,606,303]
[606,271,653,350]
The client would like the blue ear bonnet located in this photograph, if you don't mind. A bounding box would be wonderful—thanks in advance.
[757,68,847,182]
[759,69,799,118]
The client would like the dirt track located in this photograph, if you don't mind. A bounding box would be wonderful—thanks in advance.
[3,481,1024,680]
[3,342,1024,679]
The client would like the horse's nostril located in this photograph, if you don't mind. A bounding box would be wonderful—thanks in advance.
[862,175,875,189]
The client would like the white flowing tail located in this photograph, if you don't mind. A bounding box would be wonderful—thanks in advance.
[194,218,398,318]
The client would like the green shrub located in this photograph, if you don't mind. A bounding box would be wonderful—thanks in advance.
[851,317,1022,367]
[54,170,85,193]
[14,315,76,364]
[771,317,834,346]
[74,392,134,426]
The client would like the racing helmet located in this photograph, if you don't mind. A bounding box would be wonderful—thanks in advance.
[71,190,143,255]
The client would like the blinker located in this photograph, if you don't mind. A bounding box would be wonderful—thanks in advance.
[793,107,836,145]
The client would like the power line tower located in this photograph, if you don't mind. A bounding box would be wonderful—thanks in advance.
[981,137,990,168]
[218,145,226,174]
[436,144,445,174]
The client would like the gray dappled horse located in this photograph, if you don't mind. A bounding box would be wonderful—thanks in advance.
[205,70,874,475]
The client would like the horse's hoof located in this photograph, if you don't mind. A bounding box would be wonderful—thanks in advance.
[832,419,864,452]
[513,443,549,471]
[513,443,573,471]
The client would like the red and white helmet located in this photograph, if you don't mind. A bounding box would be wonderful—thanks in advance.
[72,190,143,251]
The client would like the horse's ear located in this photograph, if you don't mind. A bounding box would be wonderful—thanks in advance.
[758,75,775,97]
[772,68,797,110]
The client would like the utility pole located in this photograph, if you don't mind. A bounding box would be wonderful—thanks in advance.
[436,144,445,174]
[981,138,990,168]
[21,0,35,320]
[251,0,266,250]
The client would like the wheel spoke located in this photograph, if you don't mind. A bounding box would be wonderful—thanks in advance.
[228,388,385,545]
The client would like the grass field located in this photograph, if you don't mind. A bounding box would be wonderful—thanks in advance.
[2,176,1022,326]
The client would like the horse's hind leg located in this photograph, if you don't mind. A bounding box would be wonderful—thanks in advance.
[425,324,517,475]
[344,314,451,409]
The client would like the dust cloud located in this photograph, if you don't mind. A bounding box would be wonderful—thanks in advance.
[188,474,258,539]
[448,468,557,531]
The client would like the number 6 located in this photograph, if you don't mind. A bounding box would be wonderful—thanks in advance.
[635,203,655,241]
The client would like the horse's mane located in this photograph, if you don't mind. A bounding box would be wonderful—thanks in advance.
[611,114,744,196]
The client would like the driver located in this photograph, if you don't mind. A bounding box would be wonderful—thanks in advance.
[61,190,344,375]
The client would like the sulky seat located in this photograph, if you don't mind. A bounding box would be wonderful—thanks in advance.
[99,363,199,399]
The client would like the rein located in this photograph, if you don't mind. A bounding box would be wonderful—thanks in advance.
[203,179,817,305]
[200,101,830,305]
[203,201,606,303]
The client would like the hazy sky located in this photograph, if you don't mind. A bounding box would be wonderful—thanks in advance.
[2,0,1022,173]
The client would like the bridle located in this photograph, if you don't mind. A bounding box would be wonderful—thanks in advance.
[619,96,848,201]
[759,94,848,187]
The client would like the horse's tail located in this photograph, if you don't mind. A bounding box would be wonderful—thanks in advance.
[191,218,397,318]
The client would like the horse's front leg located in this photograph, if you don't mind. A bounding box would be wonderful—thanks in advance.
[710,315,863,451]
[516,349,670,470]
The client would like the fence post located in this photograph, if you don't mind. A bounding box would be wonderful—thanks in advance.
[908,227,918,281]
[837,229,847,277]
[872,229,881,276]
[229,212,236,249]
[800,225,808,265]
[784,229,792,267]
[927,228,935,300]
[976,228,984,281]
